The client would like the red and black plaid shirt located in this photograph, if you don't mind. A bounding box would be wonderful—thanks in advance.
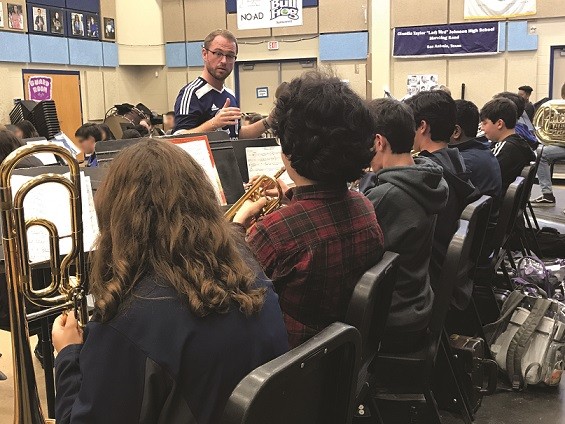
[247,183,384,348]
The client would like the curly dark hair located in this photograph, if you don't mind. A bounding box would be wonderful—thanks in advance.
[272,71,375,183]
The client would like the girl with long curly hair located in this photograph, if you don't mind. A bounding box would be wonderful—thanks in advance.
[52,138,288,424]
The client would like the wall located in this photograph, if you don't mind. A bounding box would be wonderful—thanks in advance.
[162,0,371,112]
[388,0,565,108]
[0,63,168,124]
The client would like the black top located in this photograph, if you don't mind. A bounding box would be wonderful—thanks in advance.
[362,157,448,332]
[55,274,289,423]
[419,147,479,308]
[491,133,535,195]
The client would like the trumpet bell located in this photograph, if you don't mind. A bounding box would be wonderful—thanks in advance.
[533,100,565,147]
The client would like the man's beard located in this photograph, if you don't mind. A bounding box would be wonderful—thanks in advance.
[207,63,231,82]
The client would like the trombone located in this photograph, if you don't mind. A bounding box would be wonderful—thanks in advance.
[225,167,285,223]
[0,143,89,424]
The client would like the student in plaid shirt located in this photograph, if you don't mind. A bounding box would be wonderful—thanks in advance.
[234,72,384,348]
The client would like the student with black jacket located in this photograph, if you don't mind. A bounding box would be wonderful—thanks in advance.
[480,97,535,195]
[405,91,478,308]
[361,99,448,352]
[52,139,288,424]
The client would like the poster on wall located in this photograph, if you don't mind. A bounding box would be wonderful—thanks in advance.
[464,0,536,19]
[0,3,4,28]
[103,17,115,40]
[70,11,84,37]
[237,0,303,30]
[28,76,53,102]
[8,3,24,30]
[86,14,99,38]
[406,75,439,96]
[32,7,47,32]
[50,9,64,35]
[393,21,499,58]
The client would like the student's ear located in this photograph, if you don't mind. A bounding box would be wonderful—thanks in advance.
[452,124,462,140]
[374,134,387,152]
[496,119,505,130]
[417,120,428,135]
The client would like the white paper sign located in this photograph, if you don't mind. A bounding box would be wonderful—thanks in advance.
[406,74,439,96]
[10,172,99,264]
[464,0,536,19]
[173,138,227,206]
[237,0,303,30]
[246,145,292,186]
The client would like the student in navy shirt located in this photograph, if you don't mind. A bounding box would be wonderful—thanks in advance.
[173,29,273,139]
[75,123,101,167]
[52,139,288,424]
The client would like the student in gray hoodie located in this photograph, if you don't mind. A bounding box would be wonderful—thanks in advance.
[361,98,448,353]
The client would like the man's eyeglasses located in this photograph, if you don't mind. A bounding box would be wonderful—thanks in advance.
[204,48,237,62]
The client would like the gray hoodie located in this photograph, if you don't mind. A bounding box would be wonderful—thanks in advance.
[362,157,448,332]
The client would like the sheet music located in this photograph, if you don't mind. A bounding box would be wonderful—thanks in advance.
[10,172,99,264]
[246,146,292,185]
[51,132,81,157]
[175,139,227,205]
[24,140,58,165]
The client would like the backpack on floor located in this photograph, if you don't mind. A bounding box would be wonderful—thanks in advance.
[484,288,565,390]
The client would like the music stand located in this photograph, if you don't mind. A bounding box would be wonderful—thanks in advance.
[231,138,279,182]
[209,140,245,205]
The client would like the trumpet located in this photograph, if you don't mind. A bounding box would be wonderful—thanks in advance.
[533,100,565,147]
[225,167,285,222]
[0,143,89,423]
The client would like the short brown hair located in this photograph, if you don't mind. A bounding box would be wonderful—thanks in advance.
[204,29,238,54]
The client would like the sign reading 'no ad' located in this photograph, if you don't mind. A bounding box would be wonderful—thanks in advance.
[237,0,303,30]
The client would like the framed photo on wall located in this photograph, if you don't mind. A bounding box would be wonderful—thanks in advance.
[70,11,84,37]
[86,14,99,39]
[103,17,115,40]
[50,8,64,35]
[32,6,47,32]
[0,3,4,28]
[7,3,24,30]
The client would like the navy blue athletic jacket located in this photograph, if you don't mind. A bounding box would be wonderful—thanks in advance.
[55,274,288,423]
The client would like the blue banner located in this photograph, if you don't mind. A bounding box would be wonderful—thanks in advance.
[393,22,499,58]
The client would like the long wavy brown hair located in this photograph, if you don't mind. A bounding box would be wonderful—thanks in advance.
[90,138,265,322]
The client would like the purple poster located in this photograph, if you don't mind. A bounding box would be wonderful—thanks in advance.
[393,22,499,58]
[28,76,53,101]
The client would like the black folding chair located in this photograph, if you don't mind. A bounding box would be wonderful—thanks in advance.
[518,164,541,255]
[448,196,493,339]
[221,322,361,424]
[371,220,475,423]
[344,252,400,421]
[490,177,526,278]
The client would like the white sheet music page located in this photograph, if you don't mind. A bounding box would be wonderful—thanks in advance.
[245,146,292,185]
[9,172,99,264]
[173,138,227,206]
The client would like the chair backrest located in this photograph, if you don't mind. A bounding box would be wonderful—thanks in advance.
[427,219,474,370]
[491,177,525,256]
[519,164,537,214]
[461,195,493,267]
[345,252,400,363]
[221,322,361,424]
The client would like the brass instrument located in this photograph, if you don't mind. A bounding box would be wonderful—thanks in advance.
[225,167,285,222]
[0,143,89,424]
[533,100,565,147]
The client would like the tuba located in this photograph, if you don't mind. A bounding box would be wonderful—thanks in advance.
[0,143,89,424]
[224,167,285,223]
[533,100,565,147]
